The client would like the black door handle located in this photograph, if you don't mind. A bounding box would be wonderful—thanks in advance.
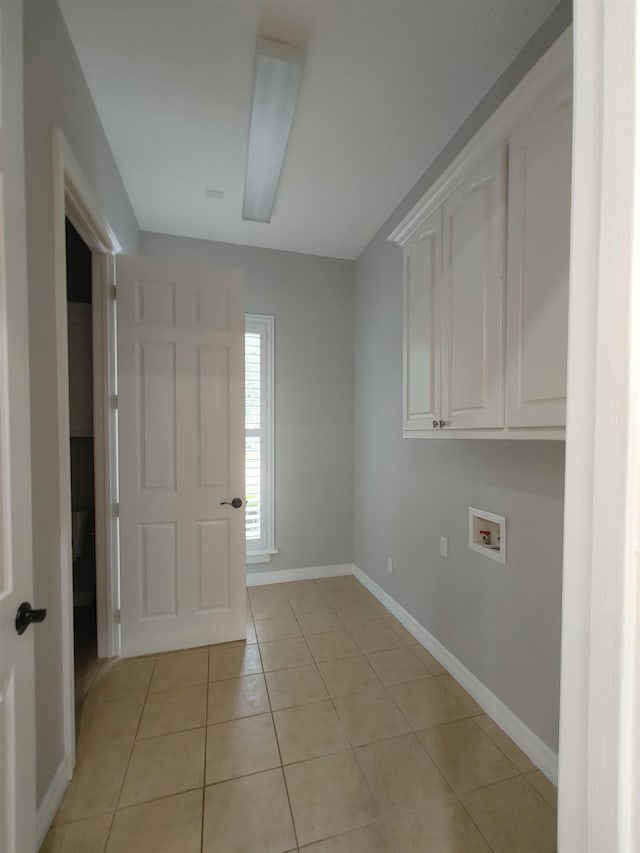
[15,602,47,636]
[220,498,243,508]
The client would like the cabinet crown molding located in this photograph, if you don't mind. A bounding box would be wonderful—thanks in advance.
[388,28,572,247]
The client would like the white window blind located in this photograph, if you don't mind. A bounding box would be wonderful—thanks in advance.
[245,332,261,542]
[245,315,275,560]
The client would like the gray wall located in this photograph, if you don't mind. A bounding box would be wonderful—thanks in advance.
[353,1,570,752]
[140,232,355,575]
[24,0,139,806]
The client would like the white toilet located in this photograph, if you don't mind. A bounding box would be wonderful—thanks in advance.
[71,509,96,607]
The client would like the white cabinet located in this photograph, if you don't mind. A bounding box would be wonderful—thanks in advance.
[391,33,571,440]
[441,145,506,430]
[402,145,506,433]
[505,76,572,429]
[403,207,441,431]
[68,302,93,437]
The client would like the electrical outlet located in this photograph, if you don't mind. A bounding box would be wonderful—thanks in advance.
[387,557,393,574]
[440,536,448,558]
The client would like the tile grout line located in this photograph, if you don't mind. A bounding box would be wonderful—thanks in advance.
[263,578,379,848]
[399,706,536,852]
[301,580,378,849]
[340,704,399,853]
[200,646,212,853]
[302,579,394,850]
[466,713,529,774]
[100,653,159,852]
[254,582,499,850]
[274,584,342,846]
[54,653,211,843]
[333,580,478,850]
[520,771,558,811]
[319,578,398,852]
[458,795,501,853]
[345,579,477,852]
[256,620,302,853]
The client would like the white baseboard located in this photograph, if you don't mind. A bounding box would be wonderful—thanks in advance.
[351,565,559,784]
[246,563,356,587]
[36,756,72,848]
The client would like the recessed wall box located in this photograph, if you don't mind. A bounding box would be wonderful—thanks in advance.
[469,507,506,564]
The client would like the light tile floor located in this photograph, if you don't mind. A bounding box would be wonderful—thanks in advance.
[42,576,557,853]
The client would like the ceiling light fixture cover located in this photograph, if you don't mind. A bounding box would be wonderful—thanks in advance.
[242,38,305,224]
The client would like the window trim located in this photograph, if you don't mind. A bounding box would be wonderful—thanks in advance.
[245,314,277,563]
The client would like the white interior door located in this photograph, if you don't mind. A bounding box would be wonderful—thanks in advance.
[117,255,246,657]
[0,0,37,850]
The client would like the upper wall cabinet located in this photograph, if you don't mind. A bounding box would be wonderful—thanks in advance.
[404,207,441,432]
[505,77,572,428]
[402,146,506,433]
[441,145,506,430]
[390,30,572,440]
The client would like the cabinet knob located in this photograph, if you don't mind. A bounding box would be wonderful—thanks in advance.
[439,420,446,428]
[432,420,438,428]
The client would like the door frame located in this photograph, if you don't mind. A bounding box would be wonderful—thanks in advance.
[51,128,121,773]
[558,3,640,850]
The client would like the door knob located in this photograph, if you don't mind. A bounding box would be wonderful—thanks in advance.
[15,602,47,636]
[220,498,243,509]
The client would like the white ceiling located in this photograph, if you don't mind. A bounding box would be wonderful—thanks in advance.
[59,0,559,260]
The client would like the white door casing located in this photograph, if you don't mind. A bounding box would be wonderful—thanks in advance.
[441,144,506,430]
[0,0,37,850]
[117,256,246,657]
[505,76,572,429]
[559,2,640,851]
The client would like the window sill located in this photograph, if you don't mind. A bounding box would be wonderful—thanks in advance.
[246,548,279,565]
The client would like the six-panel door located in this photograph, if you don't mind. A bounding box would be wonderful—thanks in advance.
[117,255,246,657]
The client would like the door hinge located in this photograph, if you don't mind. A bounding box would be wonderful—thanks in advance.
[114,608,121,624]
[110,284,117,301]
[113,501,120,518]
[111,393,118,410]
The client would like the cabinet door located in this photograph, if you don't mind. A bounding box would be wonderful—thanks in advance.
[505,78,572,428]
[441,145,506,429]
[403,208,442,431]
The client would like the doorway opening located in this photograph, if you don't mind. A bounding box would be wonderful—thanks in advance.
[65,218,105,714]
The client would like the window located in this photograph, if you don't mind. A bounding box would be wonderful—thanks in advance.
[245,314,276,562]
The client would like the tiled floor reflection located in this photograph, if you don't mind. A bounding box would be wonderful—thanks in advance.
[42,576,557,853]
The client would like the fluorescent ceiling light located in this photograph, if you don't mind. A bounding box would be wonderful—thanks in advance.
[242,38,305,224]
